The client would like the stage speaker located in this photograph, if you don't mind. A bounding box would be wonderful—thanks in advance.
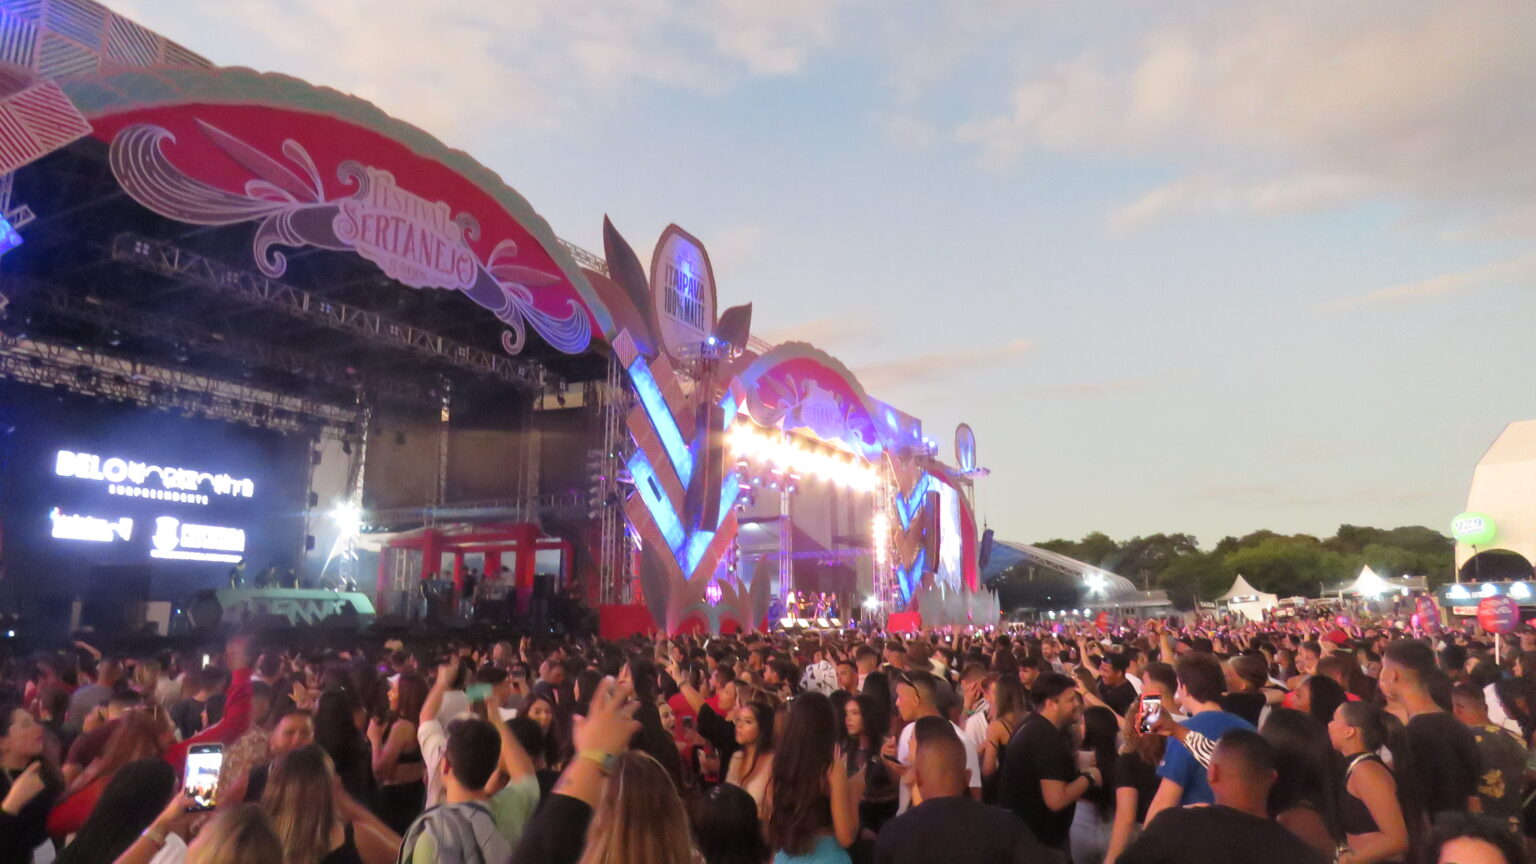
[978,528,995,570]
[186,590,224,630]
[81,565,151,635]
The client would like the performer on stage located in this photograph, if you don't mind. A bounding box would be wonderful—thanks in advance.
[227,558,246,589]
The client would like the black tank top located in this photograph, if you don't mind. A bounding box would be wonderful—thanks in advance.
[1341,752,1384,835]
[320,825,364,864]
[389,721,424,765]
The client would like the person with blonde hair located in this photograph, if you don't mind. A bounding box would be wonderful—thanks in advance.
[259,745,399,864]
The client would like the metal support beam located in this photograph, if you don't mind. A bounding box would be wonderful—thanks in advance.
[0,334,358,434]
[0,274,436,406]
[111,233,547,391]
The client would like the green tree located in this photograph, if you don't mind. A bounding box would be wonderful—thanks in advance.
[1157,551,1228,607]
[1120,533,1201,590]
[1222,537,1352,597]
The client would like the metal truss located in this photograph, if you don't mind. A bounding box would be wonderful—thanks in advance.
[596,352,628,603]
[557,238,608,276]
[111,233,547,392]
[0,173,34,231]
[362,492,586,531]
[1,274,436,407]
[0,334,358,435]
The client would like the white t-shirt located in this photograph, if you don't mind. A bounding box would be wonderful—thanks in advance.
[896,716,980,812]
[419,718,448,809]
[1126,672,1144,695]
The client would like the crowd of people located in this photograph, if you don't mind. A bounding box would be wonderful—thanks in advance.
[0,611,1526,864]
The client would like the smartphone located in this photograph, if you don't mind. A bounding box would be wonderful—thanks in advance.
[1138,695,1162,734]
[682,715,695,732]
[183,744,224,811]
[465,683,493,703]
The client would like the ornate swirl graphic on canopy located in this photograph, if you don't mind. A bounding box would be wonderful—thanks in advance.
[108,121,590,354]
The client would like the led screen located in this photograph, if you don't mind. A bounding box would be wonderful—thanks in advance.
[0,380,311,610]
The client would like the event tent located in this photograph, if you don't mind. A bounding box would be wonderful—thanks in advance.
[1217,574,1277,621]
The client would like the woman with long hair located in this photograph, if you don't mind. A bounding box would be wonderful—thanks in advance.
[56,758,175,864]
[312,690,372,804]
[693,783,770,864]
[519,692,566,771]
[579,751,698,864]
[620,657,685,790]
[1329,701,1414,864]
[1069,706,1121,864]
[725,701,776,811]
[259,745,399,864]
[859,673,893,736]
[366,672,426,836]
[842,693,896,831]
[980,675,1026,803]
[49,709,167,840]
[0,699,61,863]
[1103,697,1167,864]
[1262,707,1341,859]
[1294,674,1348,728]
[766,692,857,864]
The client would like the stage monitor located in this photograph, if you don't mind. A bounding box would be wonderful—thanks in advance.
[0,380,312,616]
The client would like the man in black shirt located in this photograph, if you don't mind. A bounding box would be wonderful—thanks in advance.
[1120,729,1327,864]
[875,717,1061,864]
[998,672,1099,852]
[1097,653,1137,716]
[1380,639,1479,820]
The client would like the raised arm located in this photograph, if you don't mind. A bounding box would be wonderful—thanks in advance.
[487,682,536,783]
[510,678,638,864]
[166,636,254,773]
[422,658,457,725]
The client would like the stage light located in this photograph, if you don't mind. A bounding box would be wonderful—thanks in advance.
[1480,582,1499,598]
[330,503,362,536]
[863,595,880,610]
[1512,582,1531,601]
[1447,583,1471,600]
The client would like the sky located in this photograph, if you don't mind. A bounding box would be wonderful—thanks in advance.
[115,0,1536,549]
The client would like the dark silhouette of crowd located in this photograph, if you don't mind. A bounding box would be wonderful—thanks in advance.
[0,611,1527,864]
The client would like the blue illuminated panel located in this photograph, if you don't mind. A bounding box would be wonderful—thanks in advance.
[0,214,21,256]
[626,359,692,486]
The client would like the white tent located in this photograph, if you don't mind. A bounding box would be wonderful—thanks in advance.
[1217,574,1278,621]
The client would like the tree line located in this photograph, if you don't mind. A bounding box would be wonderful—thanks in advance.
[991,524,1453,610]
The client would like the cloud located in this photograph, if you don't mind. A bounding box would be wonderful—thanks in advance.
[757,316,874,349]
[116,0,851,145]
[957,0,1536,231]
[854,338,1033,390]
[1108,172,1370,233]
[1322,252,1536,312]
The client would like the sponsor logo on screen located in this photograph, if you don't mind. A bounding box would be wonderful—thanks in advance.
[49,509,133,543]
[150,516,246,563]
[54,450,254,503]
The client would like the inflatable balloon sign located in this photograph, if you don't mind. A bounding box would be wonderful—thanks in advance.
[1415,595,1441,631]
[1478,596,1520,634]
[1451,512,1497,546]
